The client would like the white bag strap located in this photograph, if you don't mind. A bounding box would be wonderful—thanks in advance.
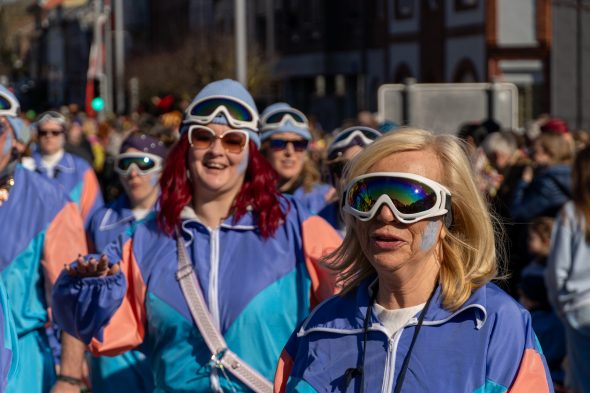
[175,228,273,393]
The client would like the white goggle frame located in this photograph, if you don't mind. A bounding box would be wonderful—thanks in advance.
[183,95,259,131]
[343,172,451,224]
[115,152,163,177]
[260,108,309,130]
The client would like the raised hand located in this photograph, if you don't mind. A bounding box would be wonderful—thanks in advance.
[65,254,120,278]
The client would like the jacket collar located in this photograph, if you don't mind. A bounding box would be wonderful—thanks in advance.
[33,150,76,174]
[98,195,136,231]
[299,277,488,337]
[179,205,258,245]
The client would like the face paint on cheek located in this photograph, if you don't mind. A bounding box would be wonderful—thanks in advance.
[149,172,160,187]
[421,221,441,251]
[237,146,249,175]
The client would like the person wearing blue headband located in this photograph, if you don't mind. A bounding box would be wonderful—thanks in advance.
[51,79,342,392]
[260,102,334,215]
[276,128,553,393]
[83,129,172,393]
[0,84,88,392]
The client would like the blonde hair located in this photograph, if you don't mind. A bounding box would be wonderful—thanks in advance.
[326,128,501,311]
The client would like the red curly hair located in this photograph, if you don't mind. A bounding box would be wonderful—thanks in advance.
[158,137,286,238]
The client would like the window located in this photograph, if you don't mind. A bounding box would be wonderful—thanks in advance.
[454,0,479,11]
[395,0,414,20]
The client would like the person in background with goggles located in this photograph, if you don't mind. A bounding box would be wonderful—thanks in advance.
[318,126,382,236]
[260,103,334,214]
[51,79,341,392]
[31,111,104,231]
[275,128,554,393]
[84,130,171,393]
[0,84,88,393]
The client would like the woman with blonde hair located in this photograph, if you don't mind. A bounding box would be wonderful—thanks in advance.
[275,128,553,392]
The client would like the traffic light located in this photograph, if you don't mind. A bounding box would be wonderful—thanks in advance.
[85,78,105,116]
[91,96,105,112]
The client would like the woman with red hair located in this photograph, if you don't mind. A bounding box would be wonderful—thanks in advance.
[51,79,341,392]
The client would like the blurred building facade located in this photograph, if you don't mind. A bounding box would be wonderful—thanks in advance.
[7,0,589,131]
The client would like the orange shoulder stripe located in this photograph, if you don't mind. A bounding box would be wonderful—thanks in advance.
[302,215,342,308]
[274,349,294,393]
[508,348,551,393]
[89,239,147,356]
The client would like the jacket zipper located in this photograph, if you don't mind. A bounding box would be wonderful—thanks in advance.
[381,317,418,393]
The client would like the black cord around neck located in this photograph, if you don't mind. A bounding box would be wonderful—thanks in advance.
[343,283,438,393]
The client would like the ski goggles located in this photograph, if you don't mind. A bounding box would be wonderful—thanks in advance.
[37,111,67,127]
[261,108,308,130]
[115,152,163,176]
[327,127,381,161]
[268,138,309,152]
[187,125,249,154]
[0,90,19,117]
[343,172,451,223]
[183,96,259,131]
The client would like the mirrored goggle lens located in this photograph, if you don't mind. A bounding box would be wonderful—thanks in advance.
[190,129,248,153]
[0,96,12,111]
[265,110,306,125]
[117,156,157,172]
[347,176,437,215]
[189,98,254,122]
[269,139,309,152]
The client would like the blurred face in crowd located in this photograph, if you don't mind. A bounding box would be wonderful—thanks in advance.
[38,119,65,155]
[528,230,550,258]
[328,145,364,192]
[119,147,162,208]
[355,149,446,277]
[532,141,551,166]
[264,132,307,182]
[187,123,248,202]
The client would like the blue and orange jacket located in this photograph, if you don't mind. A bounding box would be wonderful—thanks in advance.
[87,195,154,253]
[32,151,103,230]
[275,278,554,393]
[0,165,87,391]
[52,197,342,392]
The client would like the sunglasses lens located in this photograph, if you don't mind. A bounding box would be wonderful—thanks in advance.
[265,110,306,125]
[191,129,215,149]
[269,139,308,152]
[39,130,62,137]
[292,140,309,151]
[190,98,253,122]
[0,96,11,111]
[221,131,247,153]
[347,176,437,215]
[270,139,287,151]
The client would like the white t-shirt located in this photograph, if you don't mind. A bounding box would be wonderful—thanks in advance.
[41,150,64,178]
[132,207,151,221]
[375,302,425,338]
